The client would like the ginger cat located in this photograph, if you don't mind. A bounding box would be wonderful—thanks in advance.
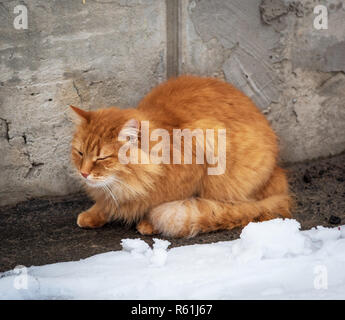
[70,76,292,238]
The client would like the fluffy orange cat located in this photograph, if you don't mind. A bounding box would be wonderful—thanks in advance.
[70,76,292,238]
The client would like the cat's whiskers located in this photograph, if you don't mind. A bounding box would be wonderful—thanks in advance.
[101,183,119,208]
[109,176,138,197]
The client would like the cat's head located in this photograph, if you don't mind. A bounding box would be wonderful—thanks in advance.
[69,105,145,188]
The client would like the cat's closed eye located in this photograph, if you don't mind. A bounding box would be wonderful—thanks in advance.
[97,156,112,161]
[77,150,83,156]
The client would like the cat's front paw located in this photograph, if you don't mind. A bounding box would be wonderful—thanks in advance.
[136,220,156,235]
[77,211,106,229]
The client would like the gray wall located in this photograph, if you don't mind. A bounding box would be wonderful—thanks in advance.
[1,0,344,206]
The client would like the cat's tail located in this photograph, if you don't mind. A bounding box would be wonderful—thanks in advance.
[147,195,292,238]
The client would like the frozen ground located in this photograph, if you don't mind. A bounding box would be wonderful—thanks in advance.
[1,218,345,300]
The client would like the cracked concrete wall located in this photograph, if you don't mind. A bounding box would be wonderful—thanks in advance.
[0,0,166,206]
[180,0,345,163]
[1,0,345,207]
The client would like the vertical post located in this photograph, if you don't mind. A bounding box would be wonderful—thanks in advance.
[166,0,180,78]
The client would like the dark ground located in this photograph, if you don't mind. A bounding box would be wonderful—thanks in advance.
[0,153,344,272]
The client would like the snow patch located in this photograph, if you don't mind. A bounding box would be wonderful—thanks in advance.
[231,219,310,263]
[121,238,171,267]
[306,225,341,242]
[1,219,345,299]
[121,238,151,257]
[150,238,171,267]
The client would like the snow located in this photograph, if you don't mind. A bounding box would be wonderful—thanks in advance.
[121,238,171,267]
[230,219,310,262]
[149,239,171,267]
[121,238,151,256]
[1,218,345,300]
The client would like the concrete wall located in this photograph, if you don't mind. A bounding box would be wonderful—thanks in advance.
[180,0,345,163]
[0,0,166,206]
[0,0,344,206]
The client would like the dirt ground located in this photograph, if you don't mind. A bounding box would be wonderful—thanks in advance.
[0,153,344,272]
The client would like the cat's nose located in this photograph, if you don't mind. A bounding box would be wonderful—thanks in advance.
[81,172,89,179]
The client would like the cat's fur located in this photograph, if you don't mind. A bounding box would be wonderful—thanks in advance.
[70,76,292,238]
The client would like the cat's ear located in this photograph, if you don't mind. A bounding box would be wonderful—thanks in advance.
[120,119,140,141]
[69,105,90,124]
